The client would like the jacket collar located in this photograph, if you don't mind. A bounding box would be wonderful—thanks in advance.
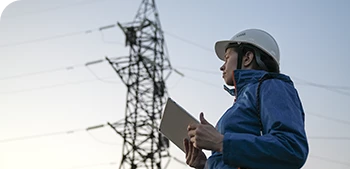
[224,69,293,97]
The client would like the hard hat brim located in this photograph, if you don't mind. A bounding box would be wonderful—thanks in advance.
[214,40,233,61]
[215,39,280,66]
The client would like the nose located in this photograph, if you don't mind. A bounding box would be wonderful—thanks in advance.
[220,63,225,71]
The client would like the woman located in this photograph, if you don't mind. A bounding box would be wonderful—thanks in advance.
[184,29,309,169]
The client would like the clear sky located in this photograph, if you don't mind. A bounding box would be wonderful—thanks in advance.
[0,0,350,169]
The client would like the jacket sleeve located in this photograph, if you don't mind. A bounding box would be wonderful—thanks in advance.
[222,79,309,169]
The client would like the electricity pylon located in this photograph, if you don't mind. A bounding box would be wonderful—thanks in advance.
[106,0,172,168]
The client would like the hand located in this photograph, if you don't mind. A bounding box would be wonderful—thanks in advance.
[183,138,207,169]
[187,113,224,152]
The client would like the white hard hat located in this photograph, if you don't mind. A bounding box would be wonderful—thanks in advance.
[215,29,280,65]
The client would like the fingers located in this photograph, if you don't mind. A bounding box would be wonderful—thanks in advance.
[184,139,206,168]
[184,138,189,159]
[190,136,196,145]
[190,142,199,165]
[188,129,196,139]
[190,136,202,149]
[187,123,199,131]
[184,138,191,165]
[188,129,201,149]
[187,139,193,165]
[188,124,202,149]
[200,112,211,126]
[187,124,199,144]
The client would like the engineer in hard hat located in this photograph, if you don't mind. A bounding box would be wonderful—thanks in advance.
[183,29,309,169]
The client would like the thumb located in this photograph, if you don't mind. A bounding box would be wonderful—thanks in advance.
[200,112,210,125]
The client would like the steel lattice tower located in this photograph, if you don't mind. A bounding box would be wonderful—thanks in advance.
[106,0,171,169]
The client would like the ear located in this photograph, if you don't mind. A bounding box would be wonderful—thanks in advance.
[243,51,255,67]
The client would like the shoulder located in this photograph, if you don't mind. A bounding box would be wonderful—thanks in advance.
[259,73,295,91]
[259,75,303,107]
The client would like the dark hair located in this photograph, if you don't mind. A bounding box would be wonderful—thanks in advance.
[238,45,280,73]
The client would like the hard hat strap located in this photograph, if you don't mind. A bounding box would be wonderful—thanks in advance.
[236,45,244,70]
[225,43,244,69]
[237,44,268,71]
[253,48,268,71]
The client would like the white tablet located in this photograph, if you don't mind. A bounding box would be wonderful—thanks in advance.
[159,97,199,153]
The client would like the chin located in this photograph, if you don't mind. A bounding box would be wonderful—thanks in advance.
[225,79,234,86]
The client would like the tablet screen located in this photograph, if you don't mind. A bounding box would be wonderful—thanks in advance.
[159,98,199,153]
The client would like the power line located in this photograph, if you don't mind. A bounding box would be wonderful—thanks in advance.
[307,112,350,126]
[0,58,121,95]
[169,67,219,89]
[292,76,350,97]
[303,84,350,97]
[99,31,124,45]
[60,157,185,169]
[184,75,218,88]
[0,128,86,143]
[85,62,121,84]
[61,158,185,169]
[174,65,350,97]
[1,63,348,127]
[176,66,350,91]
[86,131,122,146]
[292,76,350,90]
[0,69,216,96]
[176,66,218,75]
[1,28,349,127]
[0,57,111,81]
[0,76,118,95]
[168,75,220,91]
[1,115,348,168]
[63,162,117,169]
[0,30,92,48]
[308,136,350,140]
[3,0,108,19]
[2,125,349,167]
[0,23,117,48]
[0,123,188,168]
[0,21,348,96]
[0,123,108,143]
[164,31,350,96]
[170,67,350,125]
[174,66,350,97]
[0,64,84,81]
[310,155,350,167]
[164,31,212,53]
[168,76,184,90]
[0,62,218,95]
[1,28,347,94]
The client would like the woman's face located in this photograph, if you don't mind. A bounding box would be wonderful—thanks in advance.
[220,48,238,86]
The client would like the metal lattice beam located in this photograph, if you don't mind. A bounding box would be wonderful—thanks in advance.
[106,0,171,168]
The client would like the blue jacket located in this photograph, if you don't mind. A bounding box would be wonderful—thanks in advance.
[206,70,309,169]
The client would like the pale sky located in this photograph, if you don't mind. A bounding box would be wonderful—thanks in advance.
[0,0,350,169]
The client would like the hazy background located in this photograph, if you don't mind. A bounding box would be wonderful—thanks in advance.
[0,0,349,168]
